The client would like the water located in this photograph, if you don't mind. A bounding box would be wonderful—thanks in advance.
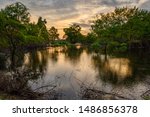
[1,46,150,99]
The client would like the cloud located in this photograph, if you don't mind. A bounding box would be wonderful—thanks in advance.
[72,21,90,27]
[139,0,150,10]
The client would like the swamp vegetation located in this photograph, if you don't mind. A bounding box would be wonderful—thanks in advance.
[0,2,150,99]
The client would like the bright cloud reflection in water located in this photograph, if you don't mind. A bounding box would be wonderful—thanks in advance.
[105,58,132,80]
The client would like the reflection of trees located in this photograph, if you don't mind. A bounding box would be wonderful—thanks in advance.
[5,49,44,81]
[24,49,49,74]
[0,66,57,99]
[50,52,58,63]
[91,53,134,85]
[3,49,48,80]
[0,50,44,99]
[48,47,72,64]
[91,54,117,84]
[128,51,150,79]
[0,54,6,70]
[1,49,25,71]
[45,46,83,66]
[9,50,24,70]
[48,47,61,64]
[65,46,83,65]
[0,49,58,99]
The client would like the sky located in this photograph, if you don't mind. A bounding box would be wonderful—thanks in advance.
[0,0,150,37]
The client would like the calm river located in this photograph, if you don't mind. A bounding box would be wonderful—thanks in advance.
[1,46,150,99]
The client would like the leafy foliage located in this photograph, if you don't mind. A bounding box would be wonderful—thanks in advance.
[49,26,59,41]
[0,2,150,53]
[63,24,84,44]
[0,2,50,49]
[2,2,30,24]
[85,32,98,45]
[37,17,49,41]
[91,7,150,52]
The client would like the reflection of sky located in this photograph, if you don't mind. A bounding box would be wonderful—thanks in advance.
[105,58,132,79]
[0,0,149,37]
[24,47,149,99]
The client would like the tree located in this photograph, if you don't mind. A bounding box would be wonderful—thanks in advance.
[37,16,49,40]
[2,2,30,24]
[91,7,150,51]
[0,11,24,48]
[92,7,138,40]
[2,16,25,70]
[85,32,98,45]
[0,2,52,49]
[122,9,150,48]
[49,26,59,41]
[26,23,39,36]
[63,24,83,44]
[37,17,47,28]
[0,12,6,36]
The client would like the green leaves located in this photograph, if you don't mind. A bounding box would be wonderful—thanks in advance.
[85,32,98,44]
[49,26,59,41]
[0,2,50,49]
[92,7,150,51]
[2,2,30,24]
[63,24,83,44]
[37,17,49,41]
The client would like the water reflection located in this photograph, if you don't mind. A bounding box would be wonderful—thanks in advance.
[24,47,150,99]
[64,46,83,65]
[1,47,150,99]
[24,49,50,76]
[105,58,132,78]
[0,54,6,70]
[91,54,133,84]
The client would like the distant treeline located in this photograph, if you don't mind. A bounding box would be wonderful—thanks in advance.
[0,2,150,52]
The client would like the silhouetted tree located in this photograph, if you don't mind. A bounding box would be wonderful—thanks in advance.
[49,26,59,41]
